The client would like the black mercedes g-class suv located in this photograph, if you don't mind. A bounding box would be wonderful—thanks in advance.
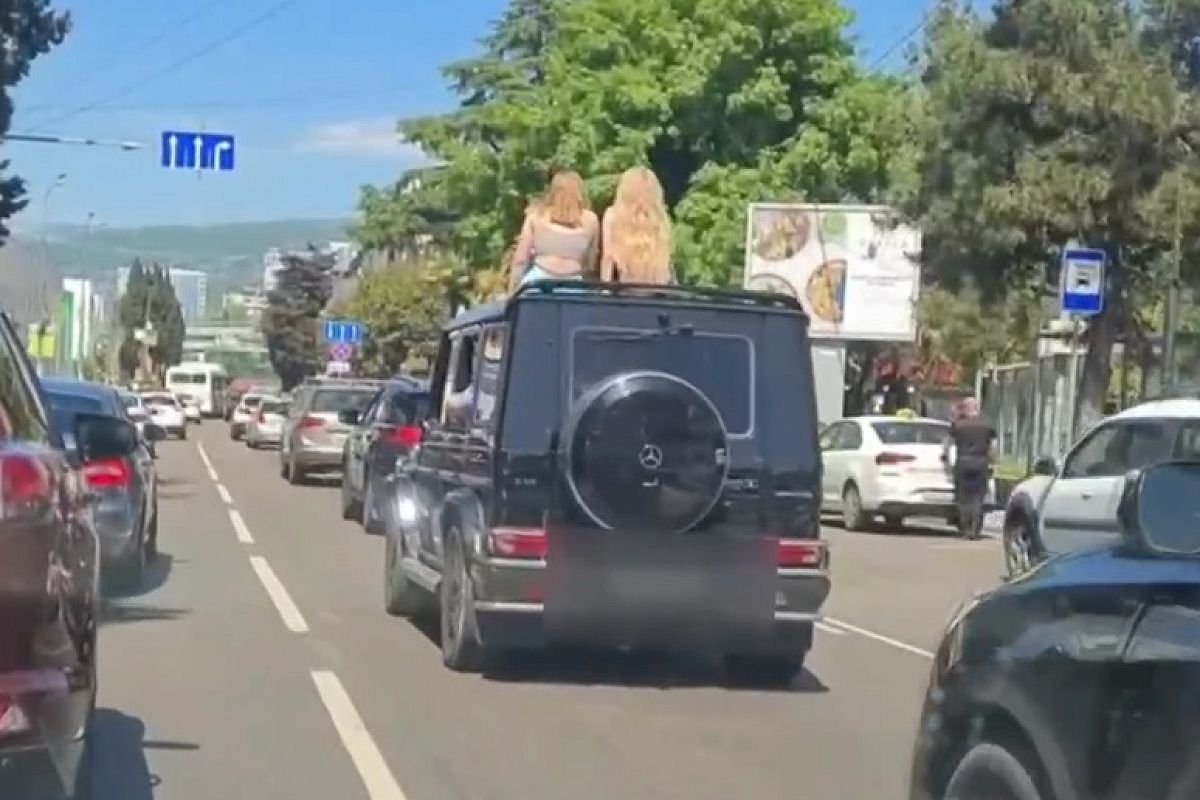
[383,281,829,684]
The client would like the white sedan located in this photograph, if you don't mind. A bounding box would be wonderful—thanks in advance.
[142,391,188,440]
[819,415,994,531]
[176,393,203,424]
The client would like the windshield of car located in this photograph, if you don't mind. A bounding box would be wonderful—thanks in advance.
[241,395,264,409]
[143,394,178,408]
[388,392,429,424]
[311,389,378,414]
[871,421,949,445]
[571,328,752,435]
[261,400,288,415]
[168,372,206,384]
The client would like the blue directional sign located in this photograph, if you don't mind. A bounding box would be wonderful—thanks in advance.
[1060,246,1106,316]
[160,130,236,171]
[324,319,364,345]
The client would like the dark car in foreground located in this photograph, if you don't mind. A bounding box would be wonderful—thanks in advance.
[910,460,1200,800]
[339,377,429,532]
[383,281,829,684]
[43,378,165,591]
[0,310,141,797]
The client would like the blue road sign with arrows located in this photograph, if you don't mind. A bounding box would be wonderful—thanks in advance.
[324,319,364,345]
[1060,246,1106,316]
[160,131,235,171]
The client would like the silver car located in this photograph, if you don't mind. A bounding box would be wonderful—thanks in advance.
[280,379,381,484]
[246,396,289,449]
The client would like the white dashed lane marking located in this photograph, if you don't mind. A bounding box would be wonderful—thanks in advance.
[248,556,309,633]
[311,670,409,800]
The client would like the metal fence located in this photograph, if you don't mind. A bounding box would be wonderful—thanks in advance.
[978,352,1085,467]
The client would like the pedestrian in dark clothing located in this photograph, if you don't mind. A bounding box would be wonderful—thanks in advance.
[944,397,995,539]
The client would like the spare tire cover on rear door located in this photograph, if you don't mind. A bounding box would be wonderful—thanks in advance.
[562,370,730,532]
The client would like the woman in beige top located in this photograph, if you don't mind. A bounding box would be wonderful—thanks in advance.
[509,170,599,290]
[601,166,673,284]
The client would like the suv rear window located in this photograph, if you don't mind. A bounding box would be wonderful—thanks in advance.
[871,421,949,445]
[571,328,752,435]
[311,389,377,414]
[387,392,429,424]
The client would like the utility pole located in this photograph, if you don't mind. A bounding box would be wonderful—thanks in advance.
[1166,185,1183,394]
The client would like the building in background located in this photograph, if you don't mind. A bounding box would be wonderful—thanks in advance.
[263,248,285,291]
[58,277,98,376]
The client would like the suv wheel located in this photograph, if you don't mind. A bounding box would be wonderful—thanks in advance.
[439,529,484,671]
[1004,515,1039,578]
[842,484,869,531]
[113,532,146,595]
[288,457,306,486]
[944,741,1044,800]
[362,475,379,534]
[722,653,805,688]
[384,525,425,617]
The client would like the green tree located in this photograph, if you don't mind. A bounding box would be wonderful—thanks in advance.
[262,249,333,391]
[0,4,70,242]
[900,0,1200,425]
[149,266,185,370]
[117,259,150,331]
[346,262,450,376]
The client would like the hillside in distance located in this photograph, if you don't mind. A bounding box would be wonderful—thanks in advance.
[20,217,354,292]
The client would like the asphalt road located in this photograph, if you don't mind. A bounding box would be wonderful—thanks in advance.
[88,423,1006,800]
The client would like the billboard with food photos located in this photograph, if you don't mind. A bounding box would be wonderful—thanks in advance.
[744,203,921,342]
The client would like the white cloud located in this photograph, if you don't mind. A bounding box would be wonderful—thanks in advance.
[295,117,424,159]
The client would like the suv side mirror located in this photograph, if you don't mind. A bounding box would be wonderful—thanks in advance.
[1118,462,1200,555]
[339,408,361,426]
[1032,457,1057,476]
[143,423,167,442]
[75,413,138,461]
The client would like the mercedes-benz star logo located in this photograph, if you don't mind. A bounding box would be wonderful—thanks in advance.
[638,443,663,470]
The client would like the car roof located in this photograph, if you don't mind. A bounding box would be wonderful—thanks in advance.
[42,377,118,402]
[1110,398,1200,421]
[846,415,948,425]
[444,281,805,332]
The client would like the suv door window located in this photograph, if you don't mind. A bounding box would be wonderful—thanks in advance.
[833,422,862,451]
[1064,421,1172,478]
[0,316,50,444]
[473,325,506,429]
[442,332,479,429]
[1174,422,1200,459]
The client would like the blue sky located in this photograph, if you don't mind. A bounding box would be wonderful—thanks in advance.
[7,0,930,232]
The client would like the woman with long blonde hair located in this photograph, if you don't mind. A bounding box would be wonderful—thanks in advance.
[601,166,673,284]
[509,170,599,289]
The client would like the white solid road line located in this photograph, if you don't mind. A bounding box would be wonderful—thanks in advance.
[248,556,309,633]
[311,671,408,800]
[823,617,934,659]
[196,444,219,482]
[814,621,846,636]
[216,483,232,504]
[229,509,254,544]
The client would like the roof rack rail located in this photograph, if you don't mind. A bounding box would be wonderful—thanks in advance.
[508,279,804,313]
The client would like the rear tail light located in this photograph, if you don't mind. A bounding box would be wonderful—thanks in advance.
[875,451,916,466]
[0,453,53,520]
[489,526,548,559]
[386,424,423,447]
[299,415,324,430]
[256,410,266,423]
[84,457,132,488]
[777,538,826,568]
[0,697,29,736]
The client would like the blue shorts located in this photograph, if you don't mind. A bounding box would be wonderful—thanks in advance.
[520,264,585,290]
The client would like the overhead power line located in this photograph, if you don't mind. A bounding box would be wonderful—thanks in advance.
[28,0,306,133]
[868,11,931,71]
[24,0,234,127]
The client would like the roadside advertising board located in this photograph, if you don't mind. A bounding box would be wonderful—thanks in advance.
[744,203,922,342]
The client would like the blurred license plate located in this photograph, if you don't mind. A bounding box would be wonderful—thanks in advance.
[611,567,706,604]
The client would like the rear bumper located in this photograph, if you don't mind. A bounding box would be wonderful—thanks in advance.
[94,502,138,567]
[292,446,345,470]
[469,556,829,655]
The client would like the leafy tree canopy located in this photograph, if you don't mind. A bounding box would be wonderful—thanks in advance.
[262,249,334,391]
[346,261,450,377]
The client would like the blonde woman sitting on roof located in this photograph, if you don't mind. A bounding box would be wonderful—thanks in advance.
[601,166,673,285]
[509,170,599,291]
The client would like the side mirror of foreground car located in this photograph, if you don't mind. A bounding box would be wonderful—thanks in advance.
[1032,457,1057,476]
[75,413,138,462]
[1118,461,1200,556]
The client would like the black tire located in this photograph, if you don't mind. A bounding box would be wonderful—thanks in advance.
[439,529,484,671]
[883,513,904,530]
[287,457,306,486]
[146,506,159,562]
[362,473,380,534]
[944,742,1044,800]
[177,427,187,441]
[842,484,869,531]
[1004,515,1040,579]
[383,525,425,617]
[561,370,729,532]
[722,653,806,688]
[339,465,360,520]
[279,455,289,480]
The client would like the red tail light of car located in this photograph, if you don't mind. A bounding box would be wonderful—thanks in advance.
[875,451,916,466]
[489,526,548,559]
[777,538,826,568]
[256,410,266,424]
[386,424,423,447]
[83,457,132,488]
[0,453,53,520]
[298,415,324,430]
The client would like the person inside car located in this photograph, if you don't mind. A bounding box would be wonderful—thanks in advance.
[509,169,599,289]
[600,166,673,285]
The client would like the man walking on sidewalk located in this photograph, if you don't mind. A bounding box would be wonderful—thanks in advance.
[944,397,995,540]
